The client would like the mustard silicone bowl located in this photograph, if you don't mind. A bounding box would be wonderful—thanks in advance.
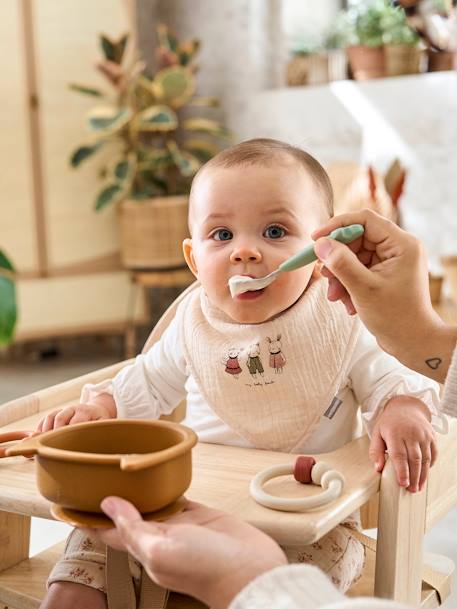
[5,419,197,514]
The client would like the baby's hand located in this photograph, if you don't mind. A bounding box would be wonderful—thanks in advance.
[36,394,117,432]
[369,396,437,493]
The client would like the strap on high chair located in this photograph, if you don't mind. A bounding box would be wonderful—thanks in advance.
[106,547,170,609]
[139,569,170,609]
[106,548,136,609]
[350,528,449,602]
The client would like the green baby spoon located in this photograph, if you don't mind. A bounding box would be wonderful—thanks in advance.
[228,224,364,297]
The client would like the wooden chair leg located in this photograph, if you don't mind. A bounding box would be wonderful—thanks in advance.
[0,511,31,573]
[374,461,426,606]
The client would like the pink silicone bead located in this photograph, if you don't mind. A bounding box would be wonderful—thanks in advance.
[293,456,316,484]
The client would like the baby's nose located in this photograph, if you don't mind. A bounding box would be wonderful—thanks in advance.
[230,245,262,264]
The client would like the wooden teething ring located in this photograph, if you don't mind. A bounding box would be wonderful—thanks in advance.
[0,431,34,458]
[250,455,345,512]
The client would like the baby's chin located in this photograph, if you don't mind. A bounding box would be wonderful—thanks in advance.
[220,301,283,325]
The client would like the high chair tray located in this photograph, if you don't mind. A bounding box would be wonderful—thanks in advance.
[0,400,380,546]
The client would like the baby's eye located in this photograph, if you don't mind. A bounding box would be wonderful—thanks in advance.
[264,225,286,239]
[212,228,233,241]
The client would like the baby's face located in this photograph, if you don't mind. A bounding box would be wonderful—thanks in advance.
[183,161,327,323]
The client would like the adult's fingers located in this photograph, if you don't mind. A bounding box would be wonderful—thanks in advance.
[314,238,377,294]
[100,496,166,559]
[312,209,400,245]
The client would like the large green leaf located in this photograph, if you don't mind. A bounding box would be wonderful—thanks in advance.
[137,147,173,168]
[182,118,232,140]
[0,250,17,346]
[100,34,128,64]
[183,139,220,163]
[86,106,132,133]
[136,105,178,132]
[114,160,129,180]
[157,24,179,54]
[167,141,201,177]
[95,183,123,211]
[70,142,102,167]
[68,83,104,97]
[152,66,195,108]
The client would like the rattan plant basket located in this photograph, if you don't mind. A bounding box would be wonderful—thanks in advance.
[119,195,189,270]
[385,44,423,76]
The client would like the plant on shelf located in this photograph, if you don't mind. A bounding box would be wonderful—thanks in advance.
[69,25,231,269]
[382,5,423,76]
[0,250,17,346]
[336,1,424,79]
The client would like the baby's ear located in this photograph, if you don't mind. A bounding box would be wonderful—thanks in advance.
[183,238,198,277]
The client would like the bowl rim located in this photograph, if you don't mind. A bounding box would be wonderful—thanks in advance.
[34,419,197,466]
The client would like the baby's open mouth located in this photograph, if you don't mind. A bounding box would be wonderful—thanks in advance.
[236,287,265,300]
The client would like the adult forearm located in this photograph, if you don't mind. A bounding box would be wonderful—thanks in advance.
[386,317,457,384]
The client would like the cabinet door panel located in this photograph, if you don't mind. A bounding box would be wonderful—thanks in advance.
[0,0,38,273]
[34,0,128,271]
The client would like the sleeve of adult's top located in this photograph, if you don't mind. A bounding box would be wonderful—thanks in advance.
[228,564,410,609]
[441,346,457,417]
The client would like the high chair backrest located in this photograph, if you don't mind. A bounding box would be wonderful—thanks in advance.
[142,281,200,422]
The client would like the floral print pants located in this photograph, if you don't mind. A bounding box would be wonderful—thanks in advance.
[48,522,364,596]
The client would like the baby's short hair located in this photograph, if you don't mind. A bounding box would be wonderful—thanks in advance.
[192,138,333,217]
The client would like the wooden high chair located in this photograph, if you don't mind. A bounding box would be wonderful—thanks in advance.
[0,282,455,609]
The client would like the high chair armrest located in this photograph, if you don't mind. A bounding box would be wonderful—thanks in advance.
[0,359,133,430]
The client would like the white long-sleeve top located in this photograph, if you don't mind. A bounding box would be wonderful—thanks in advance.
[82,303,440,455]
[228,564,409,609]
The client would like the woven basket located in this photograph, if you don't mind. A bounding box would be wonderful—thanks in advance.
[385,44,423,76]
[119,196,189,270]
[286,51,347,86]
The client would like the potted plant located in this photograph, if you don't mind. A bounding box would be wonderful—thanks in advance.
[341,1,389,80]
[383,6,423,76]
[396,0,457,71]
[286,32,347,87]
[0,250,17,346]
[70,25,230,270]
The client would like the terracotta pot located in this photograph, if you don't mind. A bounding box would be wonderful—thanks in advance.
[385,44,424,76]
[119,195,189,270]
[441,257,457,304]
[427,50,454,72]
[5,420,197,514]
[346,45,385,80]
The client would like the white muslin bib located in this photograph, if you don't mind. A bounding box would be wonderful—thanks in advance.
[180,280,361,452]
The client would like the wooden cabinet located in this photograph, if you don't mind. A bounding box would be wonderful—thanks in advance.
[0,0,147,343]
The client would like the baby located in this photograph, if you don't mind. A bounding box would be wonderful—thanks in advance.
[39,139,440,609]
